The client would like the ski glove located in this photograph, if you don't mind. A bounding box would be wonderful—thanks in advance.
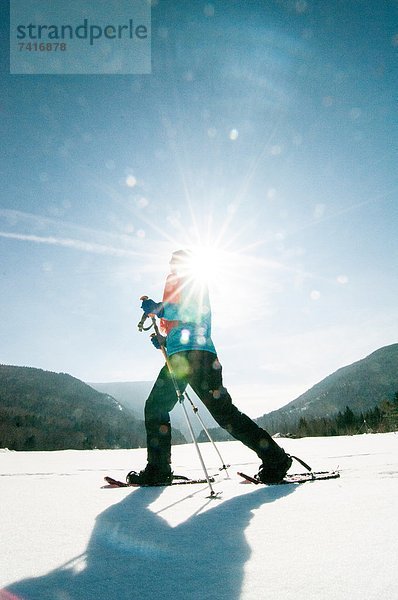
[150,333,167,350]
[141,298,164,317]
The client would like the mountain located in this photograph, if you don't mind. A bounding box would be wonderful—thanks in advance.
[198,344,398,441]
[90,380,219,439]
[0,365,147,451]
[89,381,153,418]
[256,343,398,433]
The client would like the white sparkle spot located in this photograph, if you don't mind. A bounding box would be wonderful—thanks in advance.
[42,262,52,273]
[301,28,313,40]
[77,95,88,108]
[136,229,145,238]
[350,108,362,120]
[313,204,326,219]
[296,0,308,13]
[271,145,282,155]
[310,290,321,301]
[322,96,334,107]
[292,134,303,146]
[126,175,137,188]
[204,3,215,17]
[180,329,190,344]
[229,129,239,140]
[337,275,349,284]
[167,212,181,228]
[136,196,149,208]
[158,27,168,39]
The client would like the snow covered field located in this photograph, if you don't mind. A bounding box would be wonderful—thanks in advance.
[1,433,397,600]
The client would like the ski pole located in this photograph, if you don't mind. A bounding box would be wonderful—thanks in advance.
[139,299,217,497]
[182,388,230,476]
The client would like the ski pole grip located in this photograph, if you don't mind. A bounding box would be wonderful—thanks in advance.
[139,295,158,318]
[137,296,151,332]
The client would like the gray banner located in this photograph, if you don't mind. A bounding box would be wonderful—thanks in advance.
[10,0,151,74]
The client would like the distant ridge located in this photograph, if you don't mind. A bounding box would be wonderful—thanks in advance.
[256,343,398,433]
[89,381,153,419]
[90,380,219,439]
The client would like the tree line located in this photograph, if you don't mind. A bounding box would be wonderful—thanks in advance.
[287,392,398,438]
[197,392,398,443]
[0,405,148,451]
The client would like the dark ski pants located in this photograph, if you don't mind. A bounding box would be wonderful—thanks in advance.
[144,350,279,469]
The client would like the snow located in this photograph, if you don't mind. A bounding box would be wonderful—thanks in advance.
[1,433,397,600]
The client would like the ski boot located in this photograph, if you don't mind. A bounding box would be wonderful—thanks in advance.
[257,447,293,484]
[126,463,173,486]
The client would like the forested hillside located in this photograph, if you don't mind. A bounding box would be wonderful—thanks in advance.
[0,365,147,450]
[256,344,398,433]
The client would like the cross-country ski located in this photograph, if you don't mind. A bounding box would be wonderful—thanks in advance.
[103,474,215,488]
[238,470,340,485]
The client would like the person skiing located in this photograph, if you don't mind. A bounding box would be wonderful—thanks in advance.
[127,249,292,485]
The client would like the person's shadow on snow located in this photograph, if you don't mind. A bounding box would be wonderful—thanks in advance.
[5,482,295,600]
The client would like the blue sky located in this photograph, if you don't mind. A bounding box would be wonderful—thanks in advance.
[1,0,397,416]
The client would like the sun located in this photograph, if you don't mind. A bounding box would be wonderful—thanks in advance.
[168,245,226,286]
[187,245,224,284]
[167,244,237,320]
